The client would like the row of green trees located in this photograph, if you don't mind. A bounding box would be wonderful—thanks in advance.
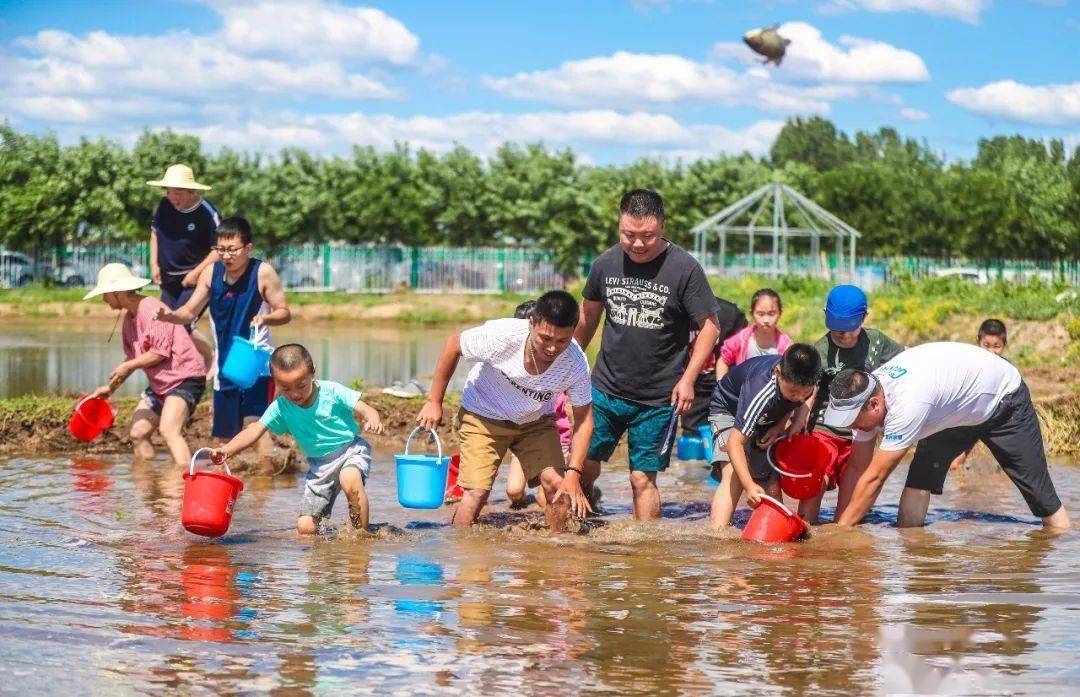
[2,118,1078,271]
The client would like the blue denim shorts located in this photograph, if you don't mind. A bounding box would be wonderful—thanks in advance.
[587,387,675,472]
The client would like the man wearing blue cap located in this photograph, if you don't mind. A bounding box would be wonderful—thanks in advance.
[800,285,903,523]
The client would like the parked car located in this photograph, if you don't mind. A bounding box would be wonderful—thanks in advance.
[931,267,990,284]
[0,251,38,288]
[56,256,148,288]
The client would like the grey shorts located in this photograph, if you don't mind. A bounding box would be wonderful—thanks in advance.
[708,412,776,486]
[300,437,372,519]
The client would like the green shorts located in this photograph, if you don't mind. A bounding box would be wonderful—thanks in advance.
[587,387,675,473]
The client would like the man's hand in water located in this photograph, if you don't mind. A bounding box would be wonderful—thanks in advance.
[552,470,593,518]
[209,449,229,467]
[745,482,766,507]
[416,400,443,431]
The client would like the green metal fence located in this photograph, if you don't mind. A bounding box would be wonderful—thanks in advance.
[4,243,1078,291]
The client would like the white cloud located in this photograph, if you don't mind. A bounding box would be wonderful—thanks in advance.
[818,0,987,23]
[165,110,783,159]
[0,1,420,127]
[484,51,838,114]
[711,22,929,83]
[947,80,1080,126]
[900,107,930,121]
[217,1,419,65]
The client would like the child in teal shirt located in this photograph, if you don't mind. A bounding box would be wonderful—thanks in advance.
[212,343,384,534]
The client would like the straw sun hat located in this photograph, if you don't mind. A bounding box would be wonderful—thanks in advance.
[83,263,152,300]
[146,164,211,191]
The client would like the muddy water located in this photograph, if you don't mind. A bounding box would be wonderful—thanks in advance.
[1,448,1078,695]
[0,319,467,398]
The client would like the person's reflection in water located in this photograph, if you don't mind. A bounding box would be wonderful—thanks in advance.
[734,535,885,694]
[129,454,186,524]
[886,526,1053,692]
[270,537,374,694]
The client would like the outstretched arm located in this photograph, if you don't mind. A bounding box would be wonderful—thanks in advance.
[553,403,595,516]
[155,265,212,325]
[415,334,462,430]
[211,420,270,464]
[836,446,909,526]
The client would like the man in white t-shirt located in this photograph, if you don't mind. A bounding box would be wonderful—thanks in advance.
[416,290,595,532]
[822,342,1069,529]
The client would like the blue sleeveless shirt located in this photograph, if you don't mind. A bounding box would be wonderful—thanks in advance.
[210,258,267,391]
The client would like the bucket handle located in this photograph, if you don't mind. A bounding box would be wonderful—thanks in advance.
[189,447,232,478]
[766,439,815,479]
[404,426,443,461]
[249,324,271,350]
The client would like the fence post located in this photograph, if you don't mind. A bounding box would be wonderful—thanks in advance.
[322,243,331,289]
[410,247,420,288]
[498,248,506,292]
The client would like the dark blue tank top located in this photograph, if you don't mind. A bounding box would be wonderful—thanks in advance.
[210,258,265,391]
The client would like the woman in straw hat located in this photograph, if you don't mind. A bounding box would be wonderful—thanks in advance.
[147,164,219,367]
[84,263,208,467]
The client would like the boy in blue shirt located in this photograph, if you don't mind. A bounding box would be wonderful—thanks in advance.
[156,216,291,457]
[707,344,822,530]
[211,344,384,534]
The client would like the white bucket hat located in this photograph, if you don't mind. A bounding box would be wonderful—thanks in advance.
[83,263,151,300]
[146,164,211,191]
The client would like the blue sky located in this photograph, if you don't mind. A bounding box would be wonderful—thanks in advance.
[1,0,1077,163]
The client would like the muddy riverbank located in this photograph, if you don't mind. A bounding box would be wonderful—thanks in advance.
[3,378,1077,461]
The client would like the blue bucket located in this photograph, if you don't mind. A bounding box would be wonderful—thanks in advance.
[221,328,272,390]
[395,427,451,509]
[677,434,706,461]
[698,424,714,462]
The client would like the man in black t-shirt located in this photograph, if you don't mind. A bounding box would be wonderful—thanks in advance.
[146,164,220,364]
[575,189,720,521]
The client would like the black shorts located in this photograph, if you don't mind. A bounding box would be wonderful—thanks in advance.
[904,381,1062,518]
[142,377,207,417]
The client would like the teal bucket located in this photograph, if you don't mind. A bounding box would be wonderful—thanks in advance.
[396,427,451,509]
[221,328,272,390]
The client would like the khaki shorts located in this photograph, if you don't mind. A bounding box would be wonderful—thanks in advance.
[455,409,565,491]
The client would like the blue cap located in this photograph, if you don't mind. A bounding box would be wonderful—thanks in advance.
[824,285,868,332]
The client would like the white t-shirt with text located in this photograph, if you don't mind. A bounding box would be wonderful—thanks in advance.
[853,342,1022,451]
[459,318,593,424]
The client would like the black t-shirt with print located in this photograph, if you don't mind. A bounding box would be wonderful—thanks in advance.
[583,241,718,406]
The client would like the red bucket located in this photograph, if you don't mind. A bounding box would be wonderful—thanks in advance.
[181,449,244,538]
[444,453,463,503]
[767,433,838,500]
[742,494,809,543]
[69,396,116,442]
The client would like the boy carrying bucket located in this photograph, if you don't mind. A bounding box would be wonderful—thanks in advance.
[707,345,822,530]
[210,344,385,534]
[156,216,290,459]
[83,263,207,466]
[415,290,596,532]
